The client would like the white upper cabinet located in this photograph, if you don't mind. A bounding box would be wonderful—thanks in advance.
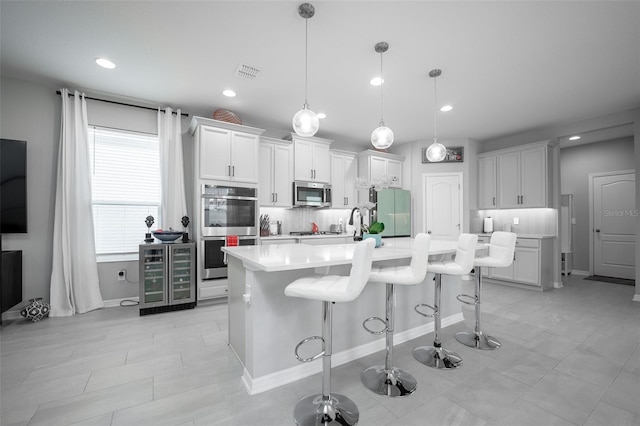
[358,150,404,188]
[259,138,293,207]
[478,155,497,209]
[478,141,553,209]
[189,117,264,183]
[330,151,358,208]
[293,135,332,183]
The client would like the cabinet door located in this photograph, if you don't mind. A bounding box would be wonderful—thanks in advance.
[273,143,293,206]
[170,244,195,303]
[387,159,402,188]
[312,142,331,183]
[370,156,387,181]
[139,245,168,308]
[258,143,275,206]
[199,126,231,180]
[478,156,497,209]
[230,131,259,183]
[520,147,546,207]
[489,263,513,281]
[294,139,314,181]
[513,247,540,285]
[331,154,346,207]
[498,151,520,208]
[343,155,358,208]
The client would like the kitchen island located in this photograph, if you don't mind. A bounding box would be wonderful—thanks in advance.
[222,238,475,395]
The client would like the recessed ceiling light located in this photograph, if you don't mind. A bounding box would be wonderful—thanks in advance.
[569,135,581,141]
[95,58,116,69]
[440,105,453,112]
[222,89,236,97]
[370,77,383,86]
[317,113,326,119]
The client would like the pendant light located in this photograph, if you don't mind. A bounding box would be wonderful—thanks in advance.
[425,69,447,162]
[292,3,319,137]
[371,42,394,149]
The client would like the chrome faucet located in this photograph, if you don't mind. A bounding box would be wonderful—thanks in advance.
[349,207,363,241]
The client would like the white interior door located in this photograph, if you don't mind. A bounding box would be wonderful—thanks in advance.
[591,171,636,279]
[423,173,462,240]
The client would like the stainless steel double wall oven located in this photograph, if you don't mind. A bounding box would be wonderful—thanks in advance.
[200,184,257,279]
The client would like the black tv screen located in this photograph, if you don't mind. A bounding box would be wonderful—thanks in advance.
[1,139,27,233]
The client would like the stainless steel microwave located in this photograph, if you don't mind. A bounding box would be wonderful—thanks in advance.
[292,181,331,208]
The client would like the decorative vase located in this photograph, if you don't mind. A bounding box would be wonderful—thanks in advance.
[363,233,382,248]
[20,298,50,322]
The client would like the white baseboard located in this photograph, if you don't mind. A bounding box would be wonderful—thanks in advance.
[633,293,640,303]
[241,312,465,395]
[571,270,589,276]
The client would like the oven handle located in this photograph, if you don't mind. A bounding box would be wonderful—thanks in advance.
[202,195,258,201]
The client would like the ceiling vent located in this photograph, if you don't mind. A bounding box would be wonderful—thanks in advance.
[234,64,261,80]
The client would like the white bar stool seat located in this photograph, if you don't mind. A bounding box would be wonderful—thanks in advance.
[413,233,478,369]
[361,233,431,397]
[284,238,376,426]
[456,231,517,349]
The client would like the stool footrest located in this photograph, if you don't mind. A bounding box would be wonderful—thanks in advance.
[414,303,436,318]
[294,335,325,362]
[456,293,478,306]
[362,316,388,335]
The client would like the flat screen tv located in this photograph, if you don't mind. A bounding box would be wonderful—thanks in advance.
[1,139,27,233]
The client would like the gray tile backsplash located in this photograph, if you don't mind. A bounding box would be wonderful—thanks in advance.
[259,207,353,235]
[472,208,557,235]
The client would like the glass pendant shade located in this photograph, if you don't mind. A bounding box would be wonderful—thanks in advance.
[371,124,394,149]
[292,104,319,137]
[426,139,447,162]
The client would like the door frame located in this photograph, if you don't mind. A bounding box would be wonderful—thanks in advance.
[422,172,464,238]
[588,169,635,276]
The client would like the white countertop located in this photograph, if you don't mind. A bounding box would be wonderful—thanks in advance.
[223,237,479,272]
[260,233,349,241]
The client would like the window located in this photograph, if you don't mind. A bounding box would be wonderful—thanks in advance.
[88,127,160,256]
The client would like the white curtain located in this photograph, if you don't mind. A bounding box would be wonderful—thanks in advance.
[158,108,187,230]
[50,89,104,316]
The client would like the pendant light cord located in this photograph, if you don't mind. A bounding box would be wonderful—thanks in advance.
[379,52,384,124]
[304,16,309,105]
[433,73,438,142]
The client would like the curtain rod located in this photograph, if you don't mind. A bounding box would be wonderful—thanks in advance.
[55,90,189,117]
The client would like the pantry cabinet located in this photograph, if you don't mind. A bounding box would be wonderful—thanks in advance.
[189,116,265,183]
[259,137,293,207]
[330,150,358,208]
[478,141,553,209]
[293,135,332,183]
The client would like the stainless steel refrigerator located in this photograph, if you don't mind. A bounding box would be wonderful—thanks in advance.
[370,188,411,237]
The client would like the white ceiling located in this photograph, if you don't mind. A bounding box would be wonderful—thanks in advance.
[1,1,639,147]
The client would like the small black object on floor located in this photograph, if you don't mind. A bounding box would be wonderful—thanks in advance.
[584,275,635,286]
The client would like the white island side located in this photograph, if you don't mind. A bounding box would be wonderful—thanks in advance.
[222,238,475,395]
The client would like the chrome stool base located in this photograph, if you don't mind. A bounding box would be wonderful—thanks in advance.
[455,331,501,350]
[413,345,463,369]
[361,365,417,397]
[293,393,359,426]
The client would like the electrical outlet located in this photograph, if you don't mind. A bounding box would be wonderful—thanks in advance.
[513,218,519,225]
[117,269,126,281]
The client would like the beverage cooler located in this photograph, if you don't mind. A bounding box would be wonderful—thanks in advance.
[138,242,196,315]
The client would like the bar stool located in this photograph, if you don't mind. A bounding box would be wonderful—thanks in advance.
[413,233,478,369]
[284,238,376,426]
[361,233,431,397]
[456,231,517,349]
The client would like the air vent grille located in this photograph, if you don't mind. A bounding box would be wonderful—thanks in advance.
[234,64,261,80]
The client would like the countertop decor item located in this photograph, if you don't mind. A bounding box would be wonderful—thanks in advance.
[144,215,155,242]
[370,41,394,150]
[291,3,320,137]
[152,229,183,243]
[213,109,242,125]
[362,221,385,247]
[181,216,190,242]
[20,298,50,322]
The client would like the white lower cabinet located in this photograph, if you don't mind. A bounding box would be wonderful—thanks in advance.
[481,236,553,291]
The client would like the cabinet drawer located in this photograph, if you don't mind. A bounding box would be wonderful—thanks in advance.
[515,238,540,248]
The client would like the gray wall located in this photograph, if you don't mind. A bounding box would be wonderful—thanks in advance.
[560,137,635,271]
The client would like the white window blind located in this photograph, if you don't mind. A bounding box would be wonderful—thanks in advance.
[88,127,161,255]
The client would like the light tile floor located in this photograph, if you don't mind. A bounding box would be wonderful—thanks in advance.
[1,274,639,426]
